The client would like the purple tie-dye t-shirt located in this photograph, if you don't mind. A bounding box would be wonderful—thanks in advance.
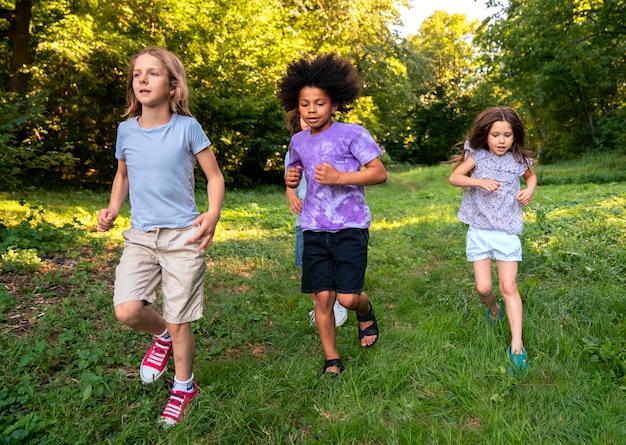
[286,122,382,232]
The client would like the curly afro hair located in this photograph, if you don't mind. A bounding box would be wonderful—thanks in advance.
[277,53,362,113]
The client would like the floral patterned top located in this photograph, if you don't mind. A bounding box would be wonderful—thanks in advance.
[457,146,532,235]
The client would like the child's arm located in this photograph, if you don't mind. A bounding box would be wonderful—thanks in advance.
[96,159,129,232]
[187,147,225,251]
[286,186,303,215]
[449,156,501,192]
[516,168,537,206]
[314,158,387,186]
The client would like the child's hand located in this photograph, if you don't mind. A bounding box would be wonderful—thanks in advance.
[516,189,534,206]
[479,179,501,192]
[288,197,303,215]
[187,212,219,251]
[285,166,302,188]
[96,209,118,232]
[314,162,340,185]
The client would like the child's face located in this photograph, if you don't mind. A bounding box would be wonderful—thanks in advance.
[487,120,514,156]
[132,54,172,110]
[298,86,338,135]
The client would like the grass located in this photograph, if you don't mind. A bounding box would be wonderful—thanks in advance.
[1,153,625,444]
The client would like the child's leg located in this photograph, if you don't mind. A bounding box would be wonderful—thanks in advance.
[338,292,377,347]
[115,301,166,336]
[166,322,195,381]
[496,261,523,353]
[314,290,339,370]
[472,259,500,316]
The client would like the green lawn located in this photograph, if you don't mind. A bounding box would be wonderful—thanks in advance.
[1,154,625,444]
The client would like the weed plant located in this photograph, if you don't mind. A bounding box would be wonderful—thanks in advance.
[1,154,625,444]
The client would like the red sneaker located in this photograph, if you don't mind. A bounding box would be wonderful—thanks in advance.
[139,337,172,384]
[159,384,199,427]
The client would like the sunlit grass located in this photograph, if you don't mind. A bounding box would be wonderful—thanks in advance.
[0,153,625,443]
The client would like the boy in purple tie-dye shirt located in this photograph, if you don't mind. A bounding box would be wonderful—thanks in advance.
[278,53,387,376]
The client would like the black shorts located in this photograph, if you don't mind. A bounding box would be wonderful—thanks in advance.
[301,228,369,295]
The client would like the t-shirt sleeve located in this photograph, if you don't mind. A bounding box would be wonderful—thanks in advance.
[115,121,126,160]
[286,138,302,170]
[463,139,476,160]
[189,118,211,155]
[352,125,382,166]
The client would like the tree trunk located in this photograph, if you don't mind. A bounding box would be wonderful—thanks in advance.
[8,0,32,93]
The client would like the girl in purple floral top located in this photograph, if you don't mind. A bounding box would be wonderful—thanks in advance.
[277,53,387,376]
[449,106,537,371]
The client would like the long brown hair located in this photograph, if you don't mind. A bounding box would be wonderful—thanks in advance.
[451,106,535,169]
[124,47,191,118]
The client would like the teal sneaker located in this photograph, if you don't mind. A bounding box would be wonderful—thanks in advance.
[507,345,528,371]
[486,303,503,322]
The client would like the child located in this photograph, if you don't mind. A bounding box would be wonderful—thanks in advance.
[96,47,224,425]
[449,106,536,371]
[277,53,387,375]
[283,110,348,327]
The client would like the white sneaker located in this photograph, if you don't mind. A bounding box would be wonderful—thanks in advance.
[308,301,348,327]
[333,301,348,327]
[308,309,316,326]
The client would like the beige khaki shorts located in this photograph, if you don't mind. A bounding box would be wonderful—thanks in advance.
[114,226,206,324]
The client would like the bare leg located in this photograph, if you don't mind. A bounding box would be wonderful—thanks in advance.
[166,322,195,381]
[496,260,524,353]
[472,259,500,318]
[338,292,378,347]
[114,301,166,336]
[313,290,340,373]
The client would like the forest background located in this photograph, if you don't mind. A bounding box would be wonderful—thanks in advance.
[0,0,625,190]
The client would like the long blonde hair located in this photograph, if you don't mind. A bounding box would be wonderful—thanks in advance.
[124,47,192,118]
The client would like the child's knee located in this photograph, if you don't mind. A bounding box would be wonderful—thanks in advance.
[166,322,192,338]
[475,285,493,298]
[499,281,518,298]
[337,292,365,311]
[313,292,334,311]
[114,302,143,327]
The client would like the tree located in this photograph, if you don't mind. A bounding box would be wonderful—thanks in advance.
[393,11,482,164]
[0,0,412,188]
[478,0,626,161]
[0,0,32,93]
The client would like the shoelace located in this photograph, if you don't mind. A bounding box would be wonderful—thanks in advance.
[144,340,171,368]
[161,391,188,421]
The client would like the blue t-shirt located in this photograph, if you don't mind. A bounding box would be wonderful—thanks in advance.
[115,114,210,231]
[284,151,307,227]
[286,122,382,232]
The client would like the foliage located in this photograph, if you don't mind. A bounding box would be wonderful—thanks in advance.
[0,0,410,188]
[0,198,89,274]
[477,0,626,163]
[535,151,626,185]
[0,0,624,188]
[1,153,625,443]
[0,92,74,189]
[397,12,484,164]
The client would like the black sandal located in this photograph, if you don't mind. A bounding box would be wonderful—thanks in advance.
[356,302,379,347]
[322,358,344,376]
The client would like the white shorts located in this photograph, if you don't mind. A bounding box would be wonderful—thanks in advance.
[466,226,522,262]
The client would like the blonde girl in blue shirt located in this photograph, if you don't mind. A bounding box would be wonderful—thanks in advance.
[449,106,537,371]
[97,47,224,426]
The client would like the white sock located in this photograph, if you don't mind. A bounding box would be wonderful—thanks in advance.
[157,329,171,342]
[173,373,195,392]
